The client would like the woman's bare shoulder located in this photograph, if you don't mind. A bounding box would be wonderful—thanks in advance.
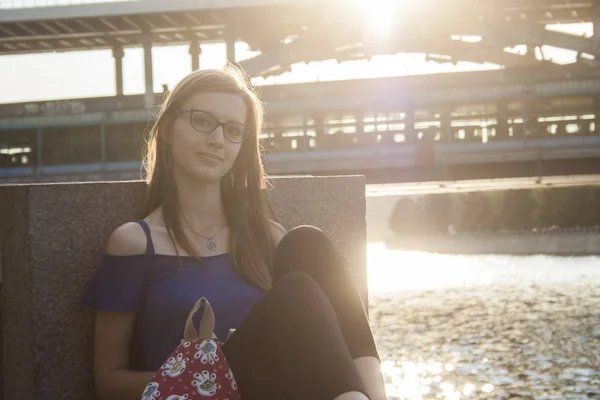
[106,222,148,256]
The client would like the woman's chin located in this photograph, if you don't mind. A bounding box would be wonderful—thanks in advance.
[175,161,227,185]
[189,168,225,185]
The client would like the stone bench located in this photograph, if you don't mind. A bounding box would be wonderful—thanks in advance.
[0,176,366,400]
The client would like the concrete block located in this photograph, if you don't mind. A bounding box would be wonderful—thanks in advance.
[0,175,366,399]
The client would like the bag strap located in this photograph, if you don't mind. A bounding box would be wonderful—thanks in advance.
[183,297,216,342]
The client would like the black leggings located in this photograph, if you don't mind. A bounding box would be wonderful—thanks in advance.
[221,226,380,400]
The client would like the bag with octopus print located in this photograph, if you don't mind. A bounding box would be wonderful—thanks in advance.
[141,297,240,400]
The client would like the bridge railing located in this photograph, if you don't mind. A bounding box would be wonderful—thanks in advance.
[1,112,600,173]
[0,0,131,9]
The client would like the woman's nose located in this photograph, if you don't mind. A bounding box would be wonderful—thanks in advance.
[207,125,225,147]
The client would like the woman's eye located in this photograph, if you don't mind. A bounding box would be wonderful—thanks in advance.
[192,115,214,129]
[228,127,241,137]
[197,118,211,127]
[226,125,244,139]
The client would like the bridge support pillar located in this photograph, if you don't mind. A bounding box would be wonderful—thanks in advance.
[314,113,325,136]
[190,40,201,71]
[272,116,283,150]
[496,102,508,140]
[142,32,154,109]
[100,124,106,165]
[355,112,364,135]
[496,101,508,140]
[226,35,237,65]
[521,100,528,139]
[593,6,600,55]
[112,46,124,97]
[523,96,542,138]
[439,107,451,143]
[35,128,42,177]
[301,112,310,150]
[526,45,538,63]
[404,109,415,143]
[594,96,600,134]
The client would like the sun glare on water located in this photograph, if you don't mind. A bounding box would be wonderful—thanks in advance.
[367,242,475,294]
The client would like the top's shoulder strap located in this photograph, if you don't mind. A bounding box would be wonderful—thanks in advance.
[135,220,155,255]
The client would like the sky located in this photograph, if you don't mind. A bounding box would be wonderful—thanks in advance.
[0,0,594,105]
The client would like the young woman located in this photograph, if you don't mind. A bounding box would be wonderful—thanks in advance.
[82,66,386,400]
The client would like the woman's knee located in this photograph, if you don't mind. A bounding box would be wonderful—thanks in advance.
[273,225,342,280]
[277,225,329,253]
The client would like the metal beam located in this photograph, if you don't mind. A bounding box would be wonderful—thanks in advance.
[16,23,38,36]
[481,20,599,57]
[54,20,76,35]
[121,16,141,31]
[100,18,122,32]
[240,30,553,78]
[75,19,97,33]
[39,21,61,36]
[0,25,17,36]
[239,29,343,77]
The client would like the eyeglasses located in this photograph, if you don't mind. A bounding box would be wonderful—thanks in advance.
[177,109,251,143]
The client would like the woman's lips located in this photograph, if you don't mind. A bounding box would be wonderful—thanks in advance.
[197,152,224,162]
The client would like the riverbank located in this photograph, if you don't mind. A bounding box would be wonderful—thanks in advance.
[386,231,600,255]
[388,185,600,238]
[370,283,600,400]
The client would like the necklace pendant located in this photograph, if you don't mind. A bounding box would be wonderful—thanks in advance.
[207,238,218,251]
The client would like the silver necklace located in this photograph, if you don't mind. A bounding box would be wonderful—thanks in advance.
[183,220,226,251]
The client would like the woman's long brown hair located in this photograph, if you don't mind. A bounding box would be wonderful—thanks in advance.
[142,65,277,291]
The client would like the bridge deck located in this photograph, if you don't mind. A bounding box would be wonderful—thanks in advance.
[0,0,317,55]
[0,0,596,74]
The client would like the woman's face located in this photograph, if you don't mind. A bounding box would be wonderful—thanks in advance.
[169,92,248,184]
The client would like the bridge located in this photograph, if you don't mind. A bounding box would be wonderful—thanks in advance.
[1,0,600,183]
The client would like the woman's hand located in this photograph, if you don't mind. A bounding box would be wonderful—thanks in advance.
[354,356,387,400]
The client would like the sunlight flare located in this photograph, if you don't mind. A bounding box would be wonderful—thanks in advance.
[365,0,398,32]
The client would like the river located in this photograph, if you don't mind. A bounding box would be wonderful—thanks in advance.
[367,244,600,399]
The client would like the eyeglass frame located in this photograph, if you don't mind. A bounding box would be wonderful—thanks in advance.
[176,109,252,143]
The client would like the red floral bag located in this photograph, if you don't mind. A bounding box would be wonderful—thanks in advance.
[141,298,241,400]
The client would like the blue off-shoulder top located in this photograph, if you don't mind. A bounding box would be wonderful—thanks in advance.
[81,221,264,372]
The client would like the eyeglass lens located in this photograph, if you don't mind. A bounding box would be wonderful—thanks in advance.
[190,111,248,142]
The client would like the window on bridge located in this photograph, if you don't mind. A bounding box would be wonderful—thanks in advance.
[566,123,580,134]
[42,125,101,165]
[106,123,146,163]
[0,129,36,168]
[263,115,313,152]
[547,124,558,135]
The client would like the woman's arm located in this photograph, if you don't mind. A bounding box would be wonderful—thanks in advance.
[94,311,155,400]
[93,223,155,400]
